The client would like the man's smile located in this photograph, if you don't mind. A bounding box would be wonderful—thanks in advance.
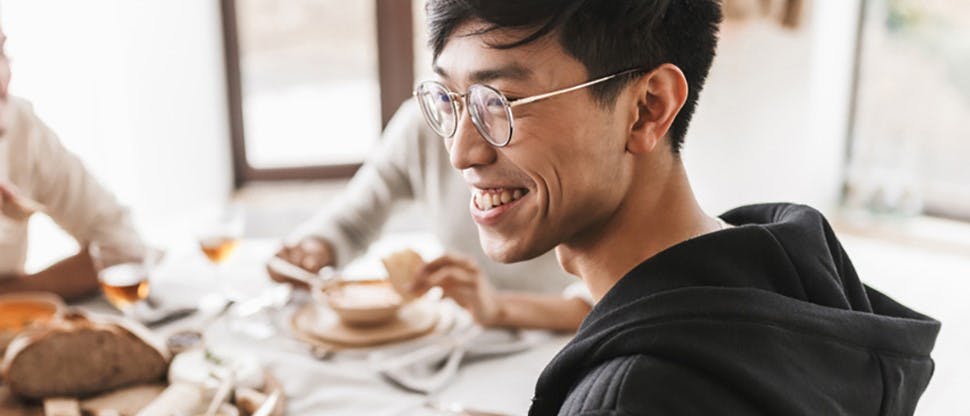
[469,185,531,226]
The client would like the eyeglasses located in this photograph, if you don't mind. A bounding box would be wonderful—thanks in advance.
[413,68,643,147]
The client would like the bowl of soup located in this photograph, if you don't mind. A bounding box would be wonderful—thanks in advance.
[0,292,64,355]
[317,279,404,327]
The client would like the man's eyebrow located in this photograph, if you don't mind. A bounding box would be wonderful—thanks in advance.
[432,63,533,84]
[433,64,450,79]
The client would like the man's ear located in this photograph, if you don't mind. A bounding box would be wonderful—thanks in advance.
[626,63,688,154]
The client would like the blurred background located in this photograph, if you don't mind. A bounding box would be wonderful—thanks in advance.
[2,0,968,413]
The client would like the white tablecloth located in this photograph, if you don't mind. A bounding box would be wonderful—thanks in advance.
[78,236,571,416]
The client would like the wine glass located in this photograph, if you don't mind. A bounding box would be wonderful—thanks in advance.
[90,242,161,317]
[197,205,244,301]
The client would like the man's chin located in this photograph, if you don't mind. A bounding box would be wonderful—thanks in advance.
[478,230,550,264]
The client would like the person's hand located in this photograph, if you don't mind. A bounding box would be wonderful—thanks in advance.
[409,253,504,326]
[0,182,40,221]
[266,236,335,289]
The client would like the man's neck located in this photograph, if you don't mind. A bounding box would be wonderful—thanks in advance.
[556,158,720,303]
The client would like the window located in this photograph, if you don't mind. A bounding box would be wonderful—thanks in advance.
[222,0,414,185]
[846,0,970,220]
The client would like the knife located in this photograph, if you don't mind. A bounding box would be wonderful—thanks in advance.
[144,307,199,328]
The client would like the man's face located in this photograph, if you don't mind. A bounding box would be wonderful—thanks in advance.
[0,26,10,135]
[435,22,634,263]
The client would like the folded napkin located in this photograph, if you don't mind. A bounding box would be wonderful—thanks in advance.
[370,320,552,394]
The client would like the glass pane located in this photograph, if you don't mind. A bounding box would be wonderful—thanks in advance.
[848,0,970,218]
[237,0,380,168]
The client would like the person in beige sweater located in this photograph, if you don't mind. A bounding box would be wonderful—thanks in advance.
[270,100,592,331]
[0,24,143,300]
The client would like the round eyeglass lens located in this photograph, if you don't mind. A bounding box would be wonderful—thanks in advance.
[467,84,513,146]
[415,82,457,137]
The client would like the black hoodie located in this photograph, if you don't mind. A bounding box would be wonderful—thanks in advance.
[529,203,940,416]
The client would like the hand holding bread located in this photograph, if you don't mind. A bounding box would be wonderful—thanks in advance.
[409,253,503,326]
[382,249,427,300]
[383,250,503,326]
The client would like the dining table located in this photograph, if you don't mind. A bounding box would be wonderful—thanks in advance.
[73,233,572,416]
[60,220,970,415]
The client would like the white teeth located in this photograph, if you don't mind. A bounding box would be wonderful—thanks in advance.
[474,188,528,211]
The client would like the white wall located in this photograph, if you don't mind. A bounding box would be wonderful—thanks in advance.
[686,0,861,215]
[1,0,232,268]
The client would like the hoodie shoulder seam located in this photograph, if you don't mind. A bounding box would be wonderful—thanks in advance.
[752,222,810,299]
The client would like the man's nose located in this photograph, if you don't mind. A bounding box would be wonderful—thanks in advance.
[448,108,497,171]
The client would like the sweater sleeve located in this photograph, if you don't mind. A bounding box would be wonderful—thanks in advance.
[23,102,143,253]
[287,101,426,267]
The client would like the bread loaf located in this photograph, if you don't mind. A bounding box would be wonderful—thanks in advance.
[1,312,170,400]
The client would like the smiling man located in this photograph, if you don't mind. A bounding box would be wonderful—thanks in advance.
[415,0,940,415]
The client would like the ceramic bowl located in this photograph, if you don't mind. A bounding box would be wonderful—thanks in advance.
[0,292,65,355]
[317,279,404,327]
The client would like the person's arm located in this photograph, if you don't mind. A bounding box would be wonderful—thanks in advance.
[270,101,428,282]
[25,101,143,263]
[490,292,591,332]
[0,248,99,301]
[409,253,592,332]
[1,183,98,300]
[29,116,140,248]
[0,100,142,299]
[292,101,426,265]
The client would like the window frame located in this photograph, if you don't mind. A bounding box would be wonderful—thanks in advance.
[220,0,415,187]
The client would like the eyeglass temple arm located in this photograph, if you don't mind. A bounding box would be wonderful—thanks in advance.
[508,68,642,107]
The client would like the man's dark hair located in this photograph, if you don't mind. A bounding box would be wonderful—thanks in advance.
[426,0,722,153]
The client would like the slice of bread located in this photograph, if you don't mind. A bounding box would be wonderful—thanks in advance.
[1,312,170,400]
[381,249,426,300]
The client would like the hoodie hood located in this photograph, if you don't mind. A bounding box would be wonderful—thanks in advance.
[531,203,940,415]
